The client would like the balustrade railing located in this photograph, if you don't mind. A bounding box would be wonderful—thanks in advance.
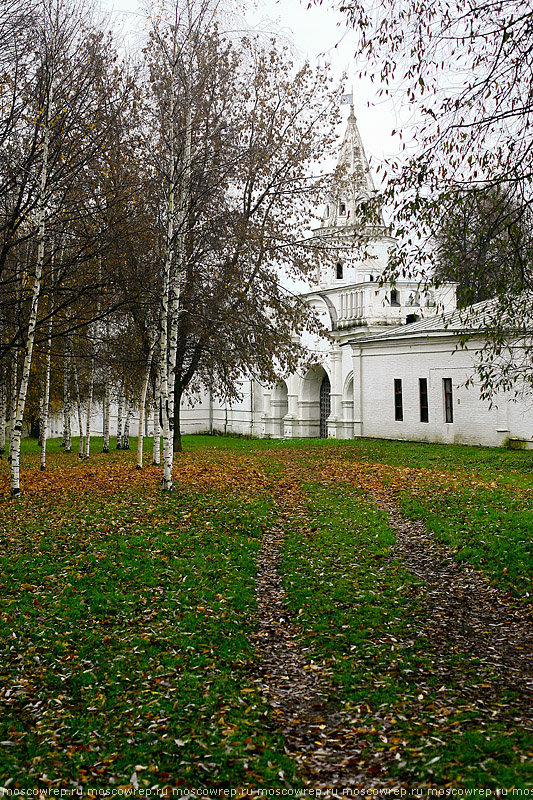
[337,286,438,327]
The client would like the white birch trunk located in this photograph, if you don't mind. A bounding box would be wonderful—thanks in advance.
[62,343,72,452]
[122,400,131,451]
[160,335,173,490]
[84,355,95,459]
[10,285,42,495]
[168,68,193,447]
[160,232,174,485]
[0,371,6,455]
[8,348,18,462]
[152,369,161,466]
[38,381,45,447]
[103,378,111,453]
[159,150,175,486]
[136,341,155,469]
[159,37,181,490]
[10,271,44,494]
[116,394,123,449]
[72,355,85,458]
[10,71,52,495]
[40,316,53,470]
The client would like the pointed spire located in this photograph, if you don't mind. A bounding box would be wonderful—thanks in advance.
[337,106,376,196]
[317,104,384,232]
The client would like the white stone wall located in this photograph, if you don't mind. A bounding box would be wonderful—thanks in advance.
[47,382,262,441]
[45,345,533,450]
[354,336,533,448]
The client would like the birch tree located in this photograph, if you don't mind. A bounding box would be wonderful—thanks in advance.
[71,350,85,459]
[1,0,144,493]
[135,335,156,469]
[144,0,203,489]
[83,349,95,459]
[143,0,338,488]
[152,368,162,466]
[0,367,7,455]
[0,1,138,365]
[166,40,338,452]
[102,380,111,453]
[9,0,56,495]
[0,0,38,288]
[61,341,73,451]
[39,311,53,470]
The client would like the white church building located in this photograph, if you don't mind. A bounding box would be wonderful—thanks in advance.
[47,107,533,449]
[177,106,533,449]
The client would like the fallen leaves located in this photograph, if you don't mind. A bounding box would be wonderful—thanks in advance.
[0,475,295,789]
[0,453,272,500]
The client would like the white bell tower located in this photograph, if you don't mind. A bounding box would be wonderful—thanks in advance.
[311,100,391,292]
[305,99,455,329]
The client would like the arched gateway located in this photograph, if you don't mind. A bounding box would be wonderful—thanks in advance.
[298,366,331,438]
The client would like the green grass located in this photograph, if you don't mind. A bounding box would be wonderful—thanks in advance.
[300,437,533,603]
[0,480,298,789]
[281,481,533,788]
[1,434,532,789]
[399,487,533,601]
[338,436,533,479]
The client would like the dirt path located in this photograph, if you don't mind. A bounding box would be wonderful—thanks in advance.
[251,459,533,790]
[379,494,533,725]
[252,525,392,792]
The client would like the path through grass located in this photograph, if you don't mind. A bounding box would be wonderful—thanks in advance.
[281,480,532,788]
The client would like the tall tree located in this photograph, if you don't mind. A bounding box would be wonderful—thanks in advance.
[143,0,339,489]
[434,184,533,306]
[2,0,136,494]
[8,0,58,495]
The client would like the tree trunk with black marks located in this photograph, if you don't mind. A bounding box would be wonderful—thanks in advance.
[62,342,72,453]
[137,340,155,469]
[152,370,161,466]
[10,68,52,495]
[71,355,85,459]
[116,393,123,450]
[40,315,53,470]
[102,378,111,453]
[0,372,6,455]
[122,399,131,451]
[83,354,95,459]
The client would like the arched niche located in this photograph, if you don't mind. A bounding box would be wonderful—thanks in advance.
[342,372,355,438]
[343,372,354,402]
[305,293,338,333]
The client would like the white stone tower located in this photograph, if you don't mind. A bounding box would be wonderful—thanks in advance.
[307,103,455,327]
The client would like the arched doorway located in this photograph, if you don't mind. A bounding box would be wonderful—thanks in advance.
[299,365,331,438]
[320,373,331,438]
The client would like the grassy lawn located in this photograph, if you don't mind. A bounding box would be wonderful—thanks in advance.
[308,438,533,603]
[0,439,297,790]
[0,434,532,790]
